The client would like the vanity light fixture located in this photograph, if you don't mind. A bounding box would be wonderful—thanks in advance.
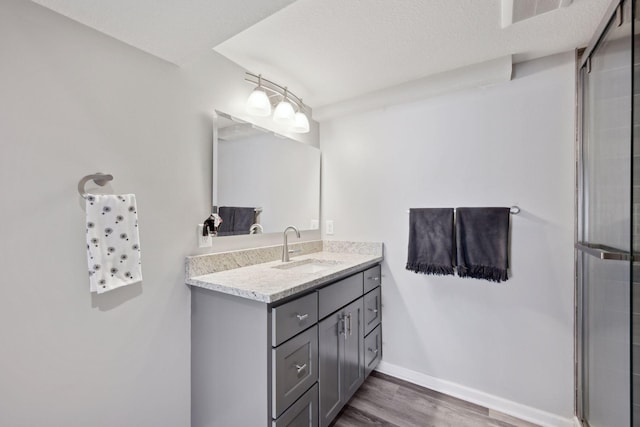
[245,72,310,133]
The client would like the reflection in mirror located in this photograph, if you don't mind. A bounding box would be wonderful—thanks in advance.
[212,111,320,237]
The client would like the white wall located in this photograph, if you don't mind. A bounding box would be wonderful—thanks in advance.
[320,53,575,420]
[0,1,317,425]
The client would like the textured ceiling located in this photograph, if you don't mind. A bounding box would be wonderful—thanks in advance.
[32,0,610,109]
[31,0,296,65]
[215,0,609,107]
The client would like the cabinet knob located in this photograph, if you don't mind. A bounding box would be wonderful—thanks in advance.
[367,276,380,281]
[368,347,379,355]
[367,308,378,313]
[295,363,307,374]
[296,313,309,321]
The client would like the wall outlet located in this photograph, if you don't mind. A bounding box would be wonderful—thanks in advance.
[197,224,212,248]
[326,220,334,235]
[310,219,319,230]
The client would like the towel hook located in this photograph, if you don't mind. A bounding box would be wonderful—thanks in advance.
[78,173,113,199]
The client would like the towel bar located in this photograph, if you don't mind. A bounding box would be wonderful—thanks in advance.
[405,206,520,214]
[575,242,633,261]
[78,173,113,199]
[213,206,263,214]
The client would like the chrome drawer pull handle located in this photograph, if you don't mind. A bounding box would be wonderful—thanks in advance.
[347,313,352,336]
[368,347,379,355]
[296,313,309,321]
[295,363,307,373]
[339,316,346,337]
[367,308,378,313]
[367,276,380,281]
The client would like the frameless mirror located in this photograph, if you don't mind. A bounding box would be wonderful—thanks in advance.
[212,111,321,237]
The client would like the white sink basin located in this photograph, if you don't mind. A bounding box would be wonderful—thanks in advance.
[273,258,343,274]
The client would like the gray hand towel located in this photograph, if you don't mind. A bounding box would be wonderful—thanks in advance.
[455,207,510,283]
[216,206,256,236]
[217,206,234,236]
[232,207,256,235]
[406,208,455,276]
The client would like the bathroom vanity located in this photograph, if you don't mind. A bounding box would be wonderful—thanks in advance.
[186,241,383,427]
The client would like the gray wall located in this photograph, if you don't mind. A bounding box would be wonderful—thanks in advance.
[320,53,576,420]
[0,1,316,425]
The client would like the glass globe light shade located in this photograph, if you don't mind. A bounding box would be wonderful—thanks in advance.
[246,88,272,117]
[273,99,296,125]
[291,111,310,133]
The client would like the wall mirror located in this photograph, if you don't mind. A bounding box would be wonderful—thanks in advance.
[212,111,321,237]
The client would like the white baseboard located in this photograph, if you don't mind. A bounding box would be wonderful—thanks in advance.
[375,361,575,427]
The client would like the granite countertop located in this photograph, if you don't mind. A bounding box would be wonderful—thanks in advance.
[186,241,383,303]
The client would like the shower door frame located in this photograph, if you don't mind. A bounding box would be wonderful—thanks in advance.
[575,0,635,425]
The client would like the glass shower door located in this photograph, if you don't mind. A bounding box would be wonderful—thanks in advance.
[577,1,633,426]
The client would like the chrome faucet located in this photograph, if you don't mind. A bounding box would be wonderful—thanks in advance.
[282,225,301,262]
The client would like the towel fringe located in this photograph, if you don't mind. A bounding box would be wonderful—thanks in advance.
[457,265,508,283]
[406,263,455,276]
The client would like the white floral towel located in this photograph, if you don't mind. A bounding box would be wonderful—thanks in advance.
[85,194,142,294]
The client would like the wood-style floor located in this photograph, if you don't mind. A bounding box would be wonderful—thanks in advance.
[331,372,540,427]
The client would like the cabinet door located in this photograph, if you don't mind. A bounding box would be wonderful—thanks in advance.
[318,311,343,427]
[341,298,364,402]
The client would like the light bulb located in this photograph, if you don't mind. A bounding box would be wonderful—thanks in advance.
[273,99,295,125]
[291,111,310,133]
[246,88,271,117]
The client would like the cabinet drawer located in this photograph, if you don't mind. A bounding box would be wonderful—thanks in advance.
[363,287,381,336]
[318,273,363,319]
[273,292,318,347]
[273,383,318,427]
[273,325,318,418]
[363,265,381,294]
[364,325,382,378]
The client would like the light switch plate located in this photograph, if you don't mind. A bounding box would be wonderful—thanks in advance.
[198,224,212,248]
[326,220,334,235]
[310,219,319,230]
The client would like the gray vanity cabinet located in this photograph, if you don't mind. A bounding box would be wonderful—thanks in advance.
[191,263,381,427]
